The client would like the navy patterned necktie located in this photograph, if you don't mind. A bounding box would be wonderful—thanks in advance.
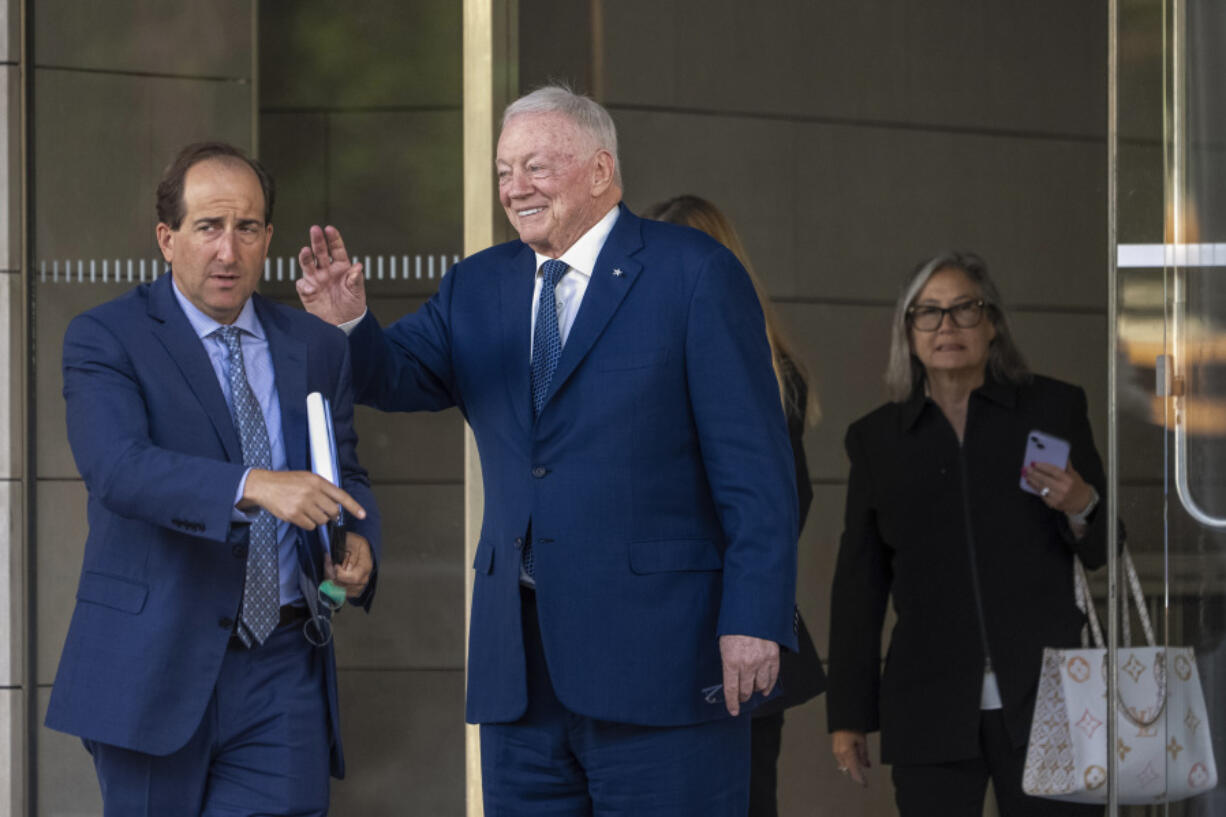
[218,325,279,646]
[530,259,568,419]
[523,259,568,580]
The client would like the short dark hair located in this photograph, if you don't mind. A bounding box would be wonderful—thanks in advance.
[156,141,275,229]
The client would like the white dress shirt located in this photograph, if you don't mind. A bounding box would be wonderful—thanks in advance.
[527,205,620,357]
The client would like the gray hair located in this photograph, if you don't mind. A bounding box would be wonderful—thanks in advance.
[884,251,1031,402]
[502,84,622,185]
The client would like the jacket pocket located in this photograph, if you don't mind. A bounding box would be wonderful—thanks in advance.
[472,539,494,575]
[628,538,722,574]
[76,570,149,614]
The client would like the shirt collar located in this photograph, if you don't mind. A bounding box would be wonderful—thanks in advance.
[533,205,620,278]
[170,272,264,341]
[899,369,1019,431]
[977,375,1019,409]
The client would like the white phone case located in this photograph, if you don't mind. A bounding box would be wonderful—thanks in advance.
[1020,429,1071,494]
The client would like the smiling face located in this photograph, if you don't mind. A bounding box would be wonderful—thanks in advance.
[909,266,996,379]
[496,111,619,257]
[156,158,273,325]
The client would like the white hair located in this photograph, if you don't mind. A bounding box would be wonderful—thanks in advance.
[502,84,621,185]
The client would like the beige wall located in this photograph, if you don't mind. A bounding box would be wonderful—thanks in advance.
[13,2,1111,816]
[524,3,1108,815]
[21,2,473,814]
[258,2,469,813]
[2,0,24,812]
[29,4,256,815]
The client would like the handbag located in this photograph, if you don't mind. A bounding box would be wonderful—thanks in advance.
[1022,549,1218,804]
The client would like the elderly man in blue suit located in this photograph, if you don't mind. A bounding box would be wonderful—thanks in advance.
[297,86,797,814]
[45,141,380,816]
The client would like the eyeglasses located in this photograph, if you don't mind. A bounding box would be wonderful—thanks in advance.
[907,299,987,332]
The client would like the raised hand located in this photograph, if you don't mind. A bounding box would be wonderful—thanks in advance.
[296,225,367,326]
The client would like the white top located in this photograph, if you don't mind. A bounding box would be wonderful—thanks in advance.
[981,669,1003,710]
[527,205,620,357]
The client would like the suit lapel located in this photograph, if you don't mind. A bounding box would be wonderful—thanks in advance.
[542,206,644,411]
[501,244,537,435]
[148,273,243,462]
[255,295,308,473]
[254,295,317,576]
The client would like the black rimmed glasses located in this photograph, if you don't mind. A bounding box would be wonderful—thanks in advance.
[907,299,987,332]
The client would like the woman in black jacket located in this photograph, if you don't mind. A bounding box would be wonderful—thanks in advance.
[827,252,1105,816]
[645,195,827,817]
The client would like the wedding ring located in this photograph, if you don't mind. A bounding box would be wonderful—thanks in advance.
[1040,486,1051,498]
[838,767,849,774]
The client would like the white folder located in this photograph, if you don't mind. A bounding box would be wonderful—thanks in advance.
[306,392,343,560]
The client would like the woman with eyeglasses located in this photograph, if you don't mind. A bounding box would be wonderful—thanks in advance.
[826,252,1105,816]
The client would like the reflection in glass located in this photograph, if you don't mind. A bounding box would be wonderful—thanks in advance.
[1115,0,1226,814]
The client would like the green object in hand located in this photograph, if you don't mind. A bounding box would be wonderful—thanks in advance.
[319,580,345,607]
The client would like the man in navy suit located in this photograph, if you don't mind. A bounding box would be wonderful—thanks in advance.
[45,142,381,816]
[297,86,797,814]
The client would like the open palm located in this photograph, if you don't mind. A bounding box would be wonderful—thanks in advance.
[296,224,367,326]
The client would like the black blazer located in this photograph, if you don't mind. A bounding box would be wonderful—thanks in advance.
[756,366,826,717]
[826,374,1106,765]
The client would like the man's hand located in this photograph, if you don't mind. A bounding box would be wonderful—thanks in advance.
[296,225,367,326]
[831,730,872,787]
[239,469,366,529]
[718,634,780,717]
[324,531,374,599]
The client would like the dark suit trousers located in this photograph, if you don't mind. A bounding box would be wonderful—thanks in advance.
[85,621,330,817]
[479,587,751,817]
[748,711,784,817]
[891,710,1102,817]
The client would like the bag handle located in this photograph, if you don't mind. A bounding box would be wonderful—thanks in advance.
[1074,556,1104,648]
[1119,667,1169,729]
[1073,547,1165,728]
[1072,546,1154,648]
[1122,548,1156,646]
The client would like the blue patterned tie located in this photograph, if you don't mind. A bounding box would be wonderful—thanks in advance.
[523,259,568,580]
[218,326,279,646]
[530,259,568,419]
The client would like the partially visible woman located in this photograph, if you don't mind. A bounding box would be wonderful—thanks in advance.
[826,252,1104,816]
[645,194,826,817]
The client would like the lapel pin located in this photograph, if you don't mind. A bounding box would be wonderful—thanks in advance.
[612,268,624,278]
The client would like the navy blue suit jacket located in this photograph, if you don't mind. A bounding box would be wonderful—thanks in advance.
[348,205,797,726]
[45,272,380,778]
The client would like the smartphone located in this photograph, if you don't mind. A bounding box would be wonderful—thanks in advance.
[1020,430,1070,494]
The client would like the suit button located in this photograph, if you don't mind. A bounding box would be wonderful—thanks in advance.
[232,544,248,558]
[531,466,547,478]
[514,537,524,550]
[218,616,234,630]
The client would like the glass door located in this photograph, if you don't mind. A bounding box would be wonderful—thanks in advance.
[1115,0,1226,813]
